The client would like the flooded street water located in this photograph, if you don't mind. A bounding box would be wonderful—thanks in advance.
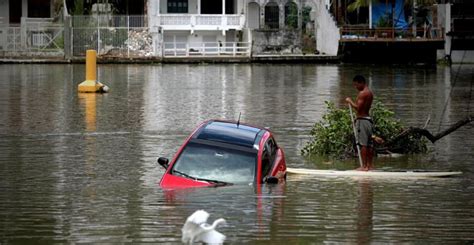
[0,63,473,243]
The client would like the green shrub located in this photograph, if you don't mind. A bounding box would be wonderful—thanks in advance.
[301,100,427,158]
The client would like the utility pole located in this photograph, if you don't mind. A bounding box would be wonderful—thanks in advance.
[412,0,417,37]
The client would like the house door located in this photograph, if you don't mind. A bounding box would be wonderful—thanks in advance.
[247,2,260,29]
[225,30,235,52]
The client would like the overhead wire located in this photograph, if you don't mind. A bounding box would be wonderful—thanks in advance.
[468,67,473,117]
[437,50,467,132]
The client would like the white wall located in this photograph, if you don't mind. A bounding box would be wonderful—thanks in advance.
[311,0,340,56]
[22,0,27,18]
[189,31,227,43]
[247,2,259,29]
[0,0,8,24]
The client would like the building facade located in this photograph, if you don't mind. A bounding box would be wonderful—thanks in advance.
[0,0,340,59]
[0,0,63,56]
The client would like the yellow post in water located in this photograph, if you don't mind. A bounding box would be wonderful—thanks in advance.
[78,50,108,93]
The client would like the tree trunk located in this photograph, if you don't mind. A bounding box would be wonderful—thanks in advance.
[385,116,473,146]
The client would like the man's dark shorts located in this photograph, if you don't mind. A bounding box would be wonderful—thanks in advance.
[356,117,374,147]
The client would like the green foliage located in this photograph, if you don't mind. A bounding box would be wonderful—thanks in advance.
[301,6,312,35]
[52,33,64,49]
[376,14,392,28]
[301,100,428,158]
[347,0,373,12]
[302,6,312,25]
[285,3,298,29]
[72,0,84,15]
[371,100,401,139]
[301,101,352,158]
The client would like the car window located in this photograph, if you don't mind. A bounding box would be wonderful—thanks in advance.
[172,142,257,184]
[261,138,278,180]
[267,138,277,164]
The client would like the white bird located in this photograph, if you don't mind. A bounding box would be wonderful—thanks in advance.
[181,210,226,244]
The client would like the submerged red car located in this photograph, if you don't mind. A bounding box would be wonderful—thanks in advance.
[158,120,287,188]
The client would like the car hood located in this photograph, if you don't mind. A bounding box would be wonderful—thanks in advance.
[160,173,214,189]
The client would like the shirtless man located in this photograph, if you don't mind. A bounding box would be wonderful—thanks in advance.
[345,75,375,171]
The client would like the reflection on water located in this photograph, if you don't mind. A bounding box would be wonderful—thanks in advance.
[78,93,98,132]
[0,64,473,243]
[356,179,373,244]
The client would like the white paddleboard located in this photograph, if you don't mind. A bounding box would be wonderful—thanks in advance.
[287,167,462,178]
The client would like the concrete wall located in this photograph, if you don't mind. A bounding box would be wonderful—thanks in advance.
[0,0,8,24]
[436,3,474,63]
[437,4,450,60]
[188,31,228,43]
[244,0,305,29]
[22,0,27,18]
[252,29,301,54]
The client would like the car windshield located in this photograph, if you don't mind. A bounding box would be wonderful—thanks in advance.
[172,141,257,184]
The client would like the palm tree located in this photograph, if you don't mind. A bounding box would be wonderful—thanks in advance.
[346,0,436,29]
[348,0,436,12]
[347,0,374,12]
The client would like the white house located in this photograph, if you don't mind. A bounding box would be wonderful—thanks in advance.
[148,0,248,56]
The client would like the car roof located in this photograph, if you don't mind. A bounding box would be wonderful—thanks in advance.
[193,120,266,149]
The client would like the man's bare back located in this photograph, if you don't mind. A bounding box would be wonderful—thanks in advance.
[355,87,373,118]
[345,82,373,117]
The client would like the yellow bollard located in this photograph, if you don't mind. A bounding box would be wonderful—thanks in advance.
[85,49,97,81]
[78,50,109,93]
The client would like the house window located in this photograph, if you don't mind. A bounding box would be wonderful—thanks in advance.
[264,2,279,29]
[168,0,188,13]
[285,1,298,28]
[225,0,234,14]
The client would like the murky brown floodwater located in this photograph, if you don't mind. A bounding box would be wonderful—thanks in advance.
[0,63,473,243]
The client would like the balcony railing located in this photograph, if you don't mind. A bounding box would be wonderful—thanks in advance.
[157,14,245,31]
[340,26,445,41]
[163,41,251,57]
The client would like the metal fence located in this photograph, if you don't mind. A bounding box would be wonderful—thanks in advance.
[71,15,153,57]
[0,26,21,51]
[0,18,64,55]
[1,15,253,59]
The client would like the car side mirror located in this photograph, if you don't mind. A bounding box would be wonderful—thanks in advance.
[264,176,279,184]
[157,157,169,170]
